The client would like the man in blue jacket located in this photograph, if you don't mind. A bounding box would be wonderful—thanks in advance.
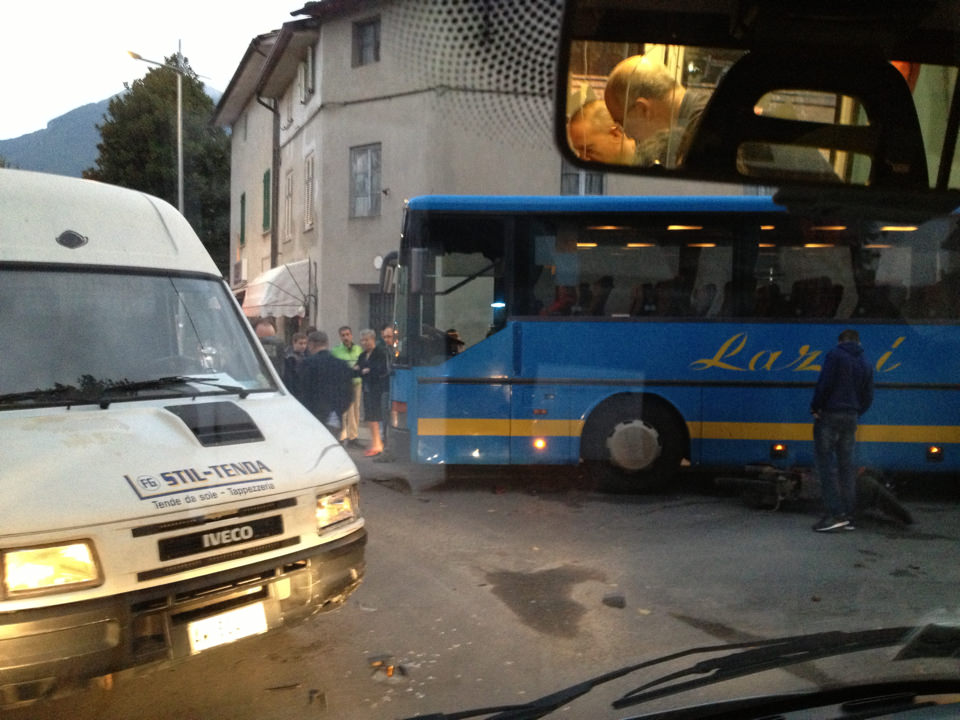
[810,329,874,532]
[294,331,355,434]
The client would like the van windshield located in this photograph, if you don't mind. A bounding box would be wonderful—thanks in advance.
[0,268,275,406]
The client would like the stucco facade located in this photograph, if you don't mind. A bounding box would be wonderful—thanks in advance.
[214,1,732,338]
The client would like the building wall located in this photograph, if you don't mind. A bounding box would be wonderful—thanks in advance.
[227,1,746,338]
[229,100,275,285]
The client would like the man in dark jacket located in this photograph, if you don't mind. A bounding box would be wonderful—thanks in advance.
[810,329,874,532]
[294,331,355,434]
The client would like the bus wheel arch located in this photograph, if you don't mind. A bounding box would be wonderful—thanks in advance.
[580,393,688,493]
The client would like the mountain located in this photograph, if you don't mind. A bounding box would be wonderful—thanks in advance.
[0,89,222,179]
[0,99,113,178]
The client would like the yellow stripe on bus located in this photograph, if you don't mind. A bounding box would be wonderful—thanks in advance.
[418,418,584,437]
[419,418,960,444]
[693,422,960,443]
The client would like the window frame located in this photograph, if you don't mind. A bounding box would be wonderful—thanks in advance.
[349,143,382,219]
[261,170,271,232]
[304,153,315,231]
[560,158,604,195]
[352,17,381,67]
[283,169,294,244]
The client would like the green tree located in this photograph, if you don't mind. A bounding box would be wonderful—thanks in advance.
[84,55,230,275]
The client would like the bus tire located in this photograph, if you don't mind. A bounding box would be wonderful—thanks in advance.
[581,395,685,493]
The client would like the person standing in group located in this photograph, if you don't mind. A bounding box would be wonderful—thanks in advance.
[810,329,875,532]
[254,318,286,379]
[356,328,390,457]
[291,331,354,434]
[331,325,363,447]
[283,331,308,395]
[381,323,398,361]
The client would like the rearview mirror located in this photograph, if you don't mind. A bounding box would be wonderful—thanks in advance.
[557,0,960,215]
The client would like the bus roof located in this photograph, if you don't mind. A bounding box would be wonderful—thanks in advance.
[405,195,785,214]
[0,168,220,276]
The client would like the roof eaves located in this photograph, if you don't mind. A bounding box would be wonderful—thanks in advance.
[213,31,280,126]
[255,18,321,98]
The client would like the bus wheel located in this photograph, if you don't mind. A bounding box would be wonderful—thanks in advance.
[582,396,684,493]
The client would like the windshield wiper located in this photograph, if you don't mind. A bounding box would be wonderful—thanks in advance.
[0,383,87,407]
[403,624,960,720]
[612,626,914,710]
[96,375,250,408]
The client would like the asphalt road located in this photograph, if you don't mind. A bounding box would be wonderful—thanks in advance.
[13,449,960,720]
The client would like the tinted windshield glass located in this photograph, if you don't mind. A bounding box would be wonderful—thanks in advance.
[0,268,274,402]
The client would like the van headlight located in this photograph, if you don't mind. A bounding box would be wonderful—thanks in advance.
[3,541,102,597]
[316,486,360,532]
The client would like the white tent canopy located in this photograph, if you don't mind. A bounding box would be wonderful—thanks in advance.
[241,259,312,318]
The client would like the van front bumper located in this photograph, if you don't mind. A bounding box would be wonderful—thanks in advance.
[0,528,366,707]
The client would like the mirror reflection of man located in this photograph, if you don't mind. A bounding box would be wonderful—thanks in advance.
[604,55,708,167]
[567,100,637,165]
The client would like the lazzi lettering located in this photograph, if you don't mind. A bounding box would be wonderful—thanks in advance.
[690,334,905,373]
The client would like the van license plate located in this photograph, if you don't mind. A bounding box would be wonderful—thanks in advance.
[188,602,269,654]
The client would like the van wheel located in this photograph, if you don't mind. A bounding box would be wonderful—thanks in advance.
[581,396,684,493]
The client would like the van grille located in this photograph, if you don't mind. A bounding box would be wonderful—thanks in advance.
[137,537,300,582]
[131,498,296,537]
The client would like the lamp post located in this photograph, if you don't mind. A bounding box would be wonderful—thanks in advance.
[128,41,186,214]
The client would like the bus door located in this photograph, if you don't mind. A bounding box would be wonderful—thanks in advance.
[401,213,512,464]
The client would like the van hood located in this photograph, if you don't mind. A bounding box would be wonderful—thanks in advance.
[1,395,357,536]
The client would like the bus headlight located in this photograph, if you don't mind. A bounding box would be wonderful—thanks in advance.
[3,541,102,597]
[316,486,360,531]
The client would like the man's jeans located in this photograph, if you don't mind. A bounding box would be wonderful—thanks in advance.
[814,410,859,518]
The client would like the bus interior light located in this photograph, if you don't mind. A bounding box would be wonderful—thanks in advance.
[928,446,944,462]
[770,443,788,459]
[491,301,506,308]
[668,225,703,231]
[576,242,598,248]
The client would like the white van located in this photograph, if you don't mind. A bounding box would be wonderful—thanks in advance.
[0,169,366,706]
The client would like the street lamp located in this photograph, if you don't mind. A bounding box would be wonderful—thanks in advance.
[128,41,186,214]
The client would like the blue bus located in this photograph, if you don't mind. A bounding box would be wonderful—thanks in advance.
[386,195,960,491]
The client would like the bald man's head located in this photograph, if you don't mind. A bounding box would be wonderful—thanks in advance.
[568,100,637,164]
[604,55,684,144]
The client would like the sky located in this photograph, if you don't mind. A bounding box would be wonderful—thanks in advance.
[1,2,303,140]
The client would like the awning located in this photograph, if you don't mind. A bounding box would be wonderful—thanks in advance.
[241,259,312,318]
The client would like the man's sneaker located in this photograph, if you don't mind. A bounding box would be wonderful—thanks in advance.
[813,516,850,532]
[842,517,856,531]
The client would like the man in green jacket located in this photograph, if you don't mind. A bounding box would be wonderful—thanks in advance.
[331,325,363,447]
